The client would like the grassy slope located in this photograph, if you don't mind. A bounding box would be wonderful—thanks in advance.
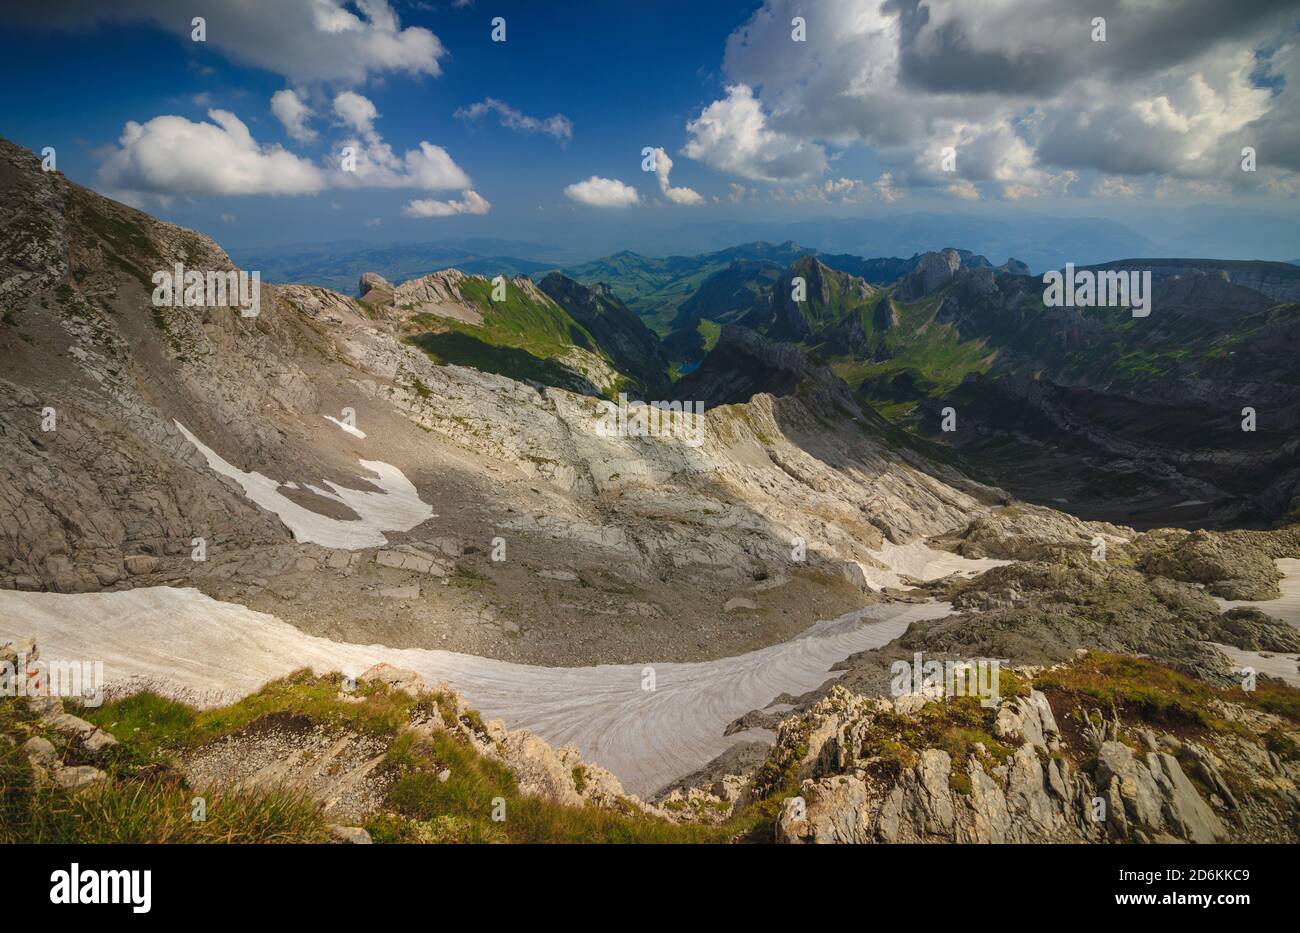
[826,287,997,414]
[4,654,1294,843]
[406,277,623,396]
[0,672,786,844]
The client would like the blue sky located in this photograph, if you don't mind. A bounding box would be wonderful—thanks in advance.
[1,0,1298,260]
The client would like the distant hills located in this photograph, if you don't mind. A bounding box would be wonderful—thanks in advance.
[217,215,1300,527]
[228,211,1167,295]
[228,238,570,293]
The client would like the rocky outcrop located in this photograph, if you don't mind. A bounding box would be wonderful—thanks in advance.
[769,669,1291,844]
[354,663,638,813]
[1136,527,1285,600]
[358,271,393,302]
[388,268,482,324]
[3,637,115,792]
[894,249,963,301]
[538,272,671,395]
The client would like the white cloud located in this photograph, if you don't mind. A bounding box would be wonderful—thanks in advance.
[455,98,572,142]
[402,190,491,217]
[271,89,316,143]
[564,176,641,208]
[220,213,237,223]
[33,0,447,85]
[333,91,379,134]
[693,0,1300,198]
[649,147,703,205]
[683,84,827,183]
[872,172,904,203]
[328,92,473,191]
[97,109,326,197]
[336,138,472,190]
[1092,176,1140,198]
[97,97,474,203]
[946,180,982,201]
[727,182,749,203]
[822,177,867,201]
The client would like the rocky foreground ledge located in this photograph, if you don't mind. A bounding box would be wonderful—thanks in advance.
[4,636,1297,843]
[767,664,1292,844]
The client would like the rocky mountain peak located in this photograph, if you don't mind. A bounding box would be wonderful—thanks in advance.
[358,271,393,300]
[895,249,964,301]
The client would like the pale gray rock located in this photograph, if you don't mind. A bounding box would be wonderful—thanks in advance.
[776,776,869,844]
[328,824,373,844]
[123,554,159,575]
[54,765,106,792]
[22,735,57,768]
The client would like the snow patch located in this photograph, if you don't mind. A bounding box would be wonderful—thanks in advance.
[324,415,366,439]
[0,586,951,796]
[175,420,432,549]
[1214,558,1300,628]
[856,540,1010,591]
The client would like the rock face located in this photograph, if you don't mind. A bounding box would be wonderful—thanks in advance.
[1137,527,1287,600]
[358,271,392,301]
[767,674,1282,845]
[538,272,671,395]
[772,686,1095,844]
[894,249,963,301]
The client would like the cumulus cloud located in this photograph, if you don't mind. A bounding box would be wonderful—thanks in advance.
[946,180,981,201]
[691,0,1300,198]
[1092,176,1140,198]
[97,94,475,204]
[564,176,641,208]
[335,137,473,190]
[329,92,473,191]
[97,109,326,197]
[873,173,904,203]
[648,147,703,205]
[24,0,446,84]
[271,89,316,143]
[402,190,491,217]
[455,98,572,142]
[769,175,908,205]
[333,90,379,134]
[683,84,827,182]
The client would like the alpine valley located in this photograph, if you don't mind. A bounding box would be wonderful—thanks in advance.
[3,136,1300,846]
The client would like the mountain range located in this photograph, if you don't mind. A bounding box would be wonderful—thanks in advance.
[3,135,1299,846]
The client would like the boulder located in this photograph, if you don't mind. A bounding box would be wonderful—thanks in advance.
[776,776,870,844]
[54,765,106,792]
[359,663,424,697]
[123,554,159,575]
[328,824,373,844]
[22,736,58,768]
